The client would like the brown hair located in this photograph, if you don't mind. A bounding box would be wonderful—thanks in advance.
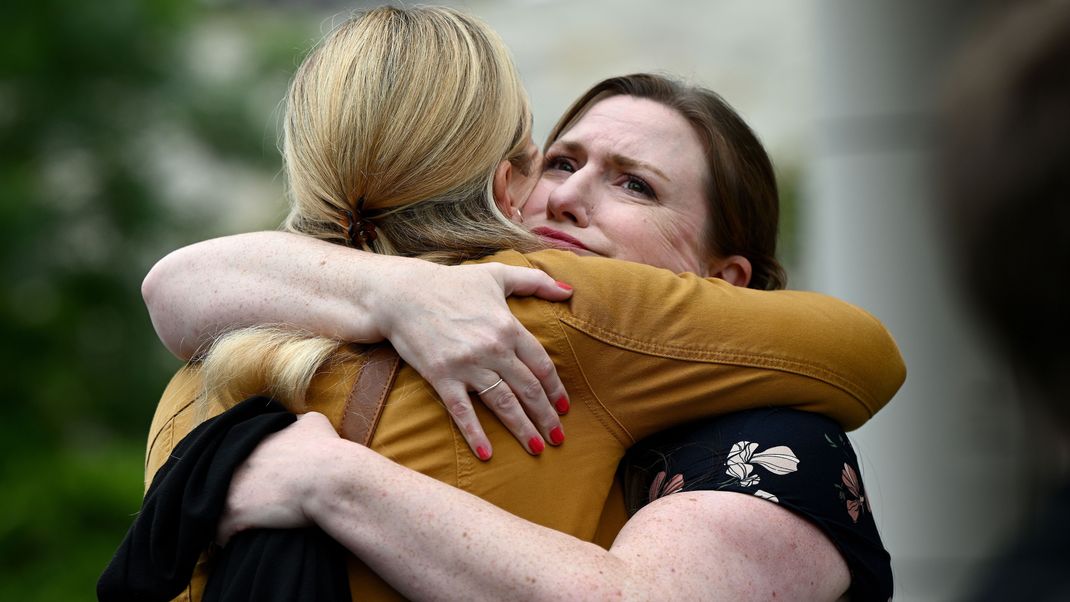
[547,73,787,290]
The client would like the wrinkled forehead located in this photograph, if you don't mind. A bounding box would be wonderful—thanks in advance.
[555,96,708,183]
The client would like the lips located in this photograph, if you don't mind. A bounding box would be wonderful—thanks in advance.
[531,227,589,252]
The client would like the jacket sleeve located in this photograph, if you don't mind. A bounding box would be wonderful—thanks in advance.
[519,252,905,442]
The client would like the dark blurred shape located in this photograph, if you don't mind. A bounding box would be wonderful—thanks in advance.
[940,0,1070,424]
[939,0,1070,599]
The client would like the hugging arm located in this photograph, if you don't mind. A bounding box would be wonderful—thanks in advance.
[206,254,898,599]
[142,231,573,456]
[220,412,850,601]
[516,252,906,434]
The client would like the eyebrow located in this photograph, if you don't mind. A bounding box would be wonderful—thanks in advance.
[555,140,673,183]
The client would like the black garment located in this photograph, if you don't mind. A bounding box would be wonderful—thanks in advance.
[203,528,349,601]
[98,396,350,602]
[963,480,1070,601]
[621,408,893,601]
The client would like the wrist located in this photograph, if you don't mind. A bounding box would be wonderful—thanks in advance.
[369,257,442,342]
[315,247,411,343]
[301,437,372,526]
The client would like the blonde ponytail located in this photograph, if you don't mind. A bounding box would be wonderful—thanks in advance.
[198,6,541,411]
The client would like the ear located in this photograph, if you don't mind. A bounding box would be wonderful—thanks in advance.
[492,160,515,216]
[709,255,752,287]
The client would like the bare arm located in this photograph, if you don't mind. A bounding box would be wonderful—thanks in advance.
[142,232,376,360]
[220,413,849,601]
[142,231,574,457]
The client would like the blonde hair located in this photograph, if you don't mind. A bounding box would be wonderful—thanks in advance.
[200,6,542,410]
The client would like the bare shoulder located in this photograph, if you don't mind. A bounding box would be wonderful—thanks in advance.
[610,490,850,601]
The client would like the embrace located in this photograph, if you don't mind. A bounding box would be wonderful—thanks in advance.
[102,6,905,601]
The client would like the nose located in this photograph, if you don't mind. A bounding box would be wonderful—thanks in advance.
[545,169,592,228]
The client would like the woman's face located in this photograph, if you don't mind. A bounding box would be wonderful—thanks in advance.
[520,95,713,275]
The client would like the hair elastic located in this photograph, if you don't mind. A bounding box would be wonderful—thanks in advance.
[341,196,377,248]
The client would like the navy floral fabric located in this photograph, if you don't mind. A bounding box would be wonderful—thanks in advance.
[621,408,892,601]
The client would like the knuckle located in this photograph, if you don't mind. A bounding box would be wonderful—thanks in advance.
[456,347,482,364]
[444,398,473,418]
[529,355,555,380]
[476,265,499,280]
[301,412,329,427]
[423,358,452,378]
[519,378,543,402]
[436,353,474,373]
[487,392,518,413]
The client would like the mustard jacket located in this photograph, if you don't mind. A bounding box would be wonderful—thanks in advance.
[145,249,906,601]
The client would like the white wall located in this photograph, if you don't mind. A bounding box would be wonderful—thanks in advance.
[806,2,1030,599]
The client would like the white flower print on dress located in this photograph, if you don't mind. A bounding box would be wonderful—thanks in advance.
[724,441,800,501]
[726,460,761,487]
[753,490,779,503]
[749,446,801,474]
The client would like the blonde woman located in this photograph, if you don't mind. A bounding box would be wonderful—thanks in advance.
[141,6,903,600]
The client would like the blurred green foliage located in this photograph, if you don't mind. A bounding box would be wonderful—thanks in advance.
[776,165,802,280]
[1,1,313,598]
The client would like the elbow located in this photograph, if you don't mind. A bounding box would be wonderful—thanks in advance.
[816,303,908,429]
[142,249,193,360]
[872,323,908,411]
[851,316,908,425]
[141,255,166,314]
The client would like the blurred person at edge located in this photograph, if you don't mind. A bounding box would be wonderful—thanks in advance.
[940,1,1070,600]
[140,6,903,601]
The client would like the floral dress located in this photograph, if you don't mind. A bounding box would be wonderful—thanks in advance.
[621,408,892,601]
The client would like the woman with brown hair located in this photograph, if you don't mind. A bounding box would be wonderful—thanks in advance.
[140,6,902,599]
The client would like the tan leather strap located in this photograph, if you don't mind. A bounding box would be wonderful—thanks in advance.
[341,345,401,446]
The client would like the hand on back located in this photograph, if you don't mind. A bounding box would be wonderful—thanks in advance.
[378,261,573,459]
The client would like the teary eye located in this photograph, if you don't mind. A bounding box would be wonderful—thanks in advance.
[545,155,576,173]
[624,176,654,198]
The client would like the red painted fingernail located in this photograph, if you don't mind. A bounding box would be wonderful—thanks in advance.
[528,436,545,455]
[549,426,565,445]
[555,395,570,414]
[555,280,573,291]
[476,446,491,461]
